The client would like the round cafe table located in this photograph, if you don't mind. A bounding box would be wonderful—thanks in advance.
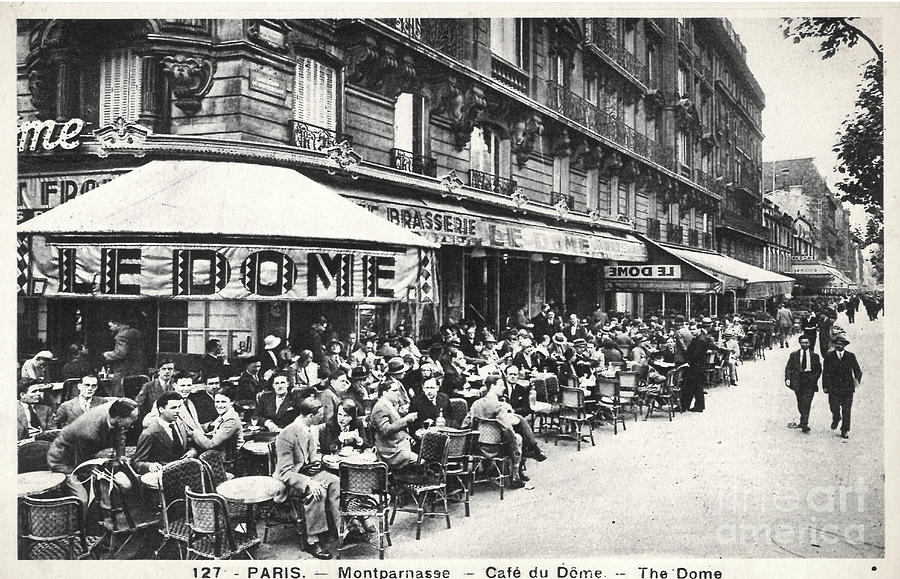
[18,471,66,498]
[322,450,377,472]
[140,470,163,490]
[217,475,286,539]
[241,440,274,476]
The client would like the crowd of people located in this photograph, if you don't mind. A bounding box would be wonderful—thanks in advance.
[17,290,877,559]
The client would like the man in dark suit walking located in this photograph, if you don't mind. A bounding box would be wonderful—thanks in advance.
[784,335,822,433]
[683,318,714,412]
[822,333,863,440]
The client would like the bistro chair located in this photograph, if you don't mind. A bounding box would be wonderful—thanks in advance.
[616,371,642,421]
[18,439,51,473]
[754,330,767,360]
[198,450,249,528]
[61,378,82,402]
[645,369,676,421]
[595,375,627,435]
[556,387,595,451]
[156,458,207,559]
[532,373,560,440]
[437,427,475,517]
[471,418,512,500]
[19,496,101,559]
[185,487,261,560]
[34,429,62,443]
[446,398,469,429]
[390,430,451,540]
[336,461,391,560]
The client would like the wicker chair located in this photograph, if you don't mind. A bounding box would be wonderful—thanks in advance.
[156,458,207,558]
[645,369,676,421]
[555,387,595,451]
[446,398,469,429]
[616,371,642,422]
[198,450,250,531]
[19,496,100,559]
[185,487,261,560]
[472,418,512,500]
[389,430,451,540]
[18,440,51,473]
[336,461,391,559]
[34,429,62,443]
[61,378,82,402]
[531,373,560,439]
[436,427,475,517]
[595,375,627,435]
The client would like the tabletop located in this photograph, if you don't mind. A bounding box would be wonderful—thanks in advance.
[217,475,286,504]
[323,450,377,471]
[241,440,272,455]
[140,470,163,490]
[18,471,66,498]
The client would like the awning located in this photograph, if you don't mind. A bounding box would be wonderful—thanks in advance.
[340,189,648,262]
[602,238,723,293]
[791,261,853,287]
[18,160,436,250]
[665,245,795,299]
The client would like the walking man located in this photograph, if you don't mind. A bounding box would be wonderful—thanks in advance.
[822,333,862,440]
[846,294,859,325]
[683,318,713,412]
[784,335,821,433]
[776,303,793,348]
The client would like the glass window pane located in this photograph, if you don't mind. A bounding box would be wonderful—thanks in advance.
[158,330,183,354]
[159,301,188,328]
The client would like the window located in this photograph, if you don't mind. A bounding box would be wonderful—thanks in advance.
[624,102,636,129]
[158,301,255,356]
[647,45,658,86]
[598,176,612,215]
[552,53,569,87]
[294,56,337,129]
[584,76,598,104]
[677,66,689,98]
[553,156,570,195]
[491,18,524,67]
[470,126,510,178]
[586,168,600,210]
[99,48,142,126]
[617,182,630,218]
[623,21,636,54]
[678,129,690,167]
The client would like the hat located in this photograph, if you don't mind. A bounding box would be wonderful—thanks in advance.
[572,338,587,347]
[263,335,281,350]
[328,338,343,349]
[832,334,850,345]
[386,356,410,375]
[34,350,54,360]
[633,333,645,342]
[701,317,713,326]
[483,333,497,343]
[350,366,371,380]
[552,332,567,345]
[675,315,686,323]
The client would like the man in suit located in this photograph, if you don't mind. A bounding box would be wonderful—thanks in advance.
[200,338,227,381]
[776,303,794,348]
[822,333,863,439]
[369,379,418,471]
[684,318,714,412]
[142,372,208,431]
[47,399,139,506]
[407,376,451,434]
[260,335,283,382]
[229,357,262,412]
[563,313,588,342]
[53,374,108,429]
[17,379,54,439]
[802,312,819,350]
[318,339,345,381]
[784,335,822,433]
[134,357,176,418]
[255,372,302,432]
[102,319,145,398]
[133,391,197,474]
[818,309,836,357]
[274,398,340,559]
[462,376,528,489]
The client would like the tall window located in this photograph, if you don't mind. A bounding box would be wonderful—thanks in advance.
[551,53,569,87]
[624,101,636,129]
[99,48,142,126]
[294,56,337,129]
[677,66,689,98]
[470,126,510,177]
[553,156,570,195]
[647,45,658,87]
[617,182,630,218]
[393,92,425,155]
[678,129,690,167]
[490,18,524,66]
[584,76,598,104]
[622,21,636,54]
[586,168,600,210]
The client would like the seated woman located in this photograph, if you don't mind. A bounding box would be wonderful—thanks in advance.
[319,399,371,455]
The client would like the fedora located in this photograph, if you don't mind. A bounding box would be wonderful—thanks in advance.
[386,357,410,375]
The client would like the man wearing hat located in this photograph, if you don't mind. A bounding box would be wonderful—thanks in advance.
[438,337,468,397]
[571,338,596,381]
[381,356,412,412]
[563,313,588,342]
[260,335,283,380]
[103,319,145,398]
[345,365,373,412]
[683,317,714,412]
[822,333,863,439]
[547,333,575,385]
[784,335,822,433]
[319,339,346,380]
[21,350,54,382]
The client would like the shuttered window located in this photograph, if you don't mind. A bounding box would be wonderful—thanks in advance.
[99,48,142,126]
[293,57,337,130]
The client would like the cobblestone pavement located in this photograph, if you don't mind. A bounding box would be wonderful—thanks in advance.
[130,314,884,560]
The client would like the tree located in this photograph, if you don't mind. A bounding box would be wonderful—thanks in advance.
[781,18,884,249]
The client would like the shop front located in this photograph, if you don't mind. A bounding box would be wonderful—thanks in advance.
[18,160,436,366]
[790,258,855,296]
[343,190,648,332]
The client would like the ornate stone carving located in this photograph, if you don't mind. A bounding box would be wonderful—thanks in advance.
[344,35,417,100]
[573,141,604,170]
[644,88,667,115]
[675,97,701,130]
[510,112,543,168]
[549,127,571,158]
[439,170,465,199]
[26,58,55,119]
[588,208,604,224]
[547,18,582,67]
[161,54,216,115]
[700,131,718,153]
[553,196,571,220]
[619,158,641,184]
[325,140,362,177]
[600,151,623,178]
[510,186,529,212]
[93,117,153,157]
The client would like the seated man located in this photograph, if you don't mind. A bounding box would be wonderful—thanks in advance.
[133,391,198,474]
[255,372,302,433]
[53,374,108,429]
[17,379,53,440]
[21,350,53,382]
[463,375,528,489]
[142,372,206,432]
[369,380,418,471]
[191,390,245,463]
[46,398,139,507]
[274,398,340,560]
[407,376,451,434]
[135,357,176,419]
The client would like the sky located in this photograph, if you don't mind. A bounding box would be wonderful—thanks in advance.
[730,17,882,230]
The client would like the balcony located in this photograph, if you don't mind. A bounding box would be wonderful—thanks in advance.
[291,121,353,152]
[719,208,768,239]
[668,224,684,245]
[545,81,675,171]
[676,22,693,51]
[588,27,648,86]
[693,168,718,194]
[390,148,437,178]
[688,228,700,247]
[384,18,422,39]
[468,169,517,197]
[491,55,529,95]
[647,218,661,240]
[550,191,575,210]
[420,19,466,61]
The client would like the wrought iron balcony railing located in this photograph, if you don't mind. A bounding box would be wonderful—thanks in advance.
[688,228,700,247]
[668,224,684,245]
[647,218,661,240]
[386,18,422,39]
[550,191,575,210]
[701,231,715,250]
[719,208,768,238]
[390,148,437,178]
[545,81,675,171]
[291,121,353,152]
[491,55,529,95]
[588,27,648,85]
[468,169,517,197]
[420,19,466,61]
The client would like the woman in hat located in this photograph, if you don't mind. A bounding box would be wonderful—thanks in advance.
[319,338,346,381]
[260,335,283,380]
[21,350,54,382]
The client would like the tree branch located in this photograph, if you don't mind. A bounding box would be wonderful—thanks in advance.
[837,18,883,63]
